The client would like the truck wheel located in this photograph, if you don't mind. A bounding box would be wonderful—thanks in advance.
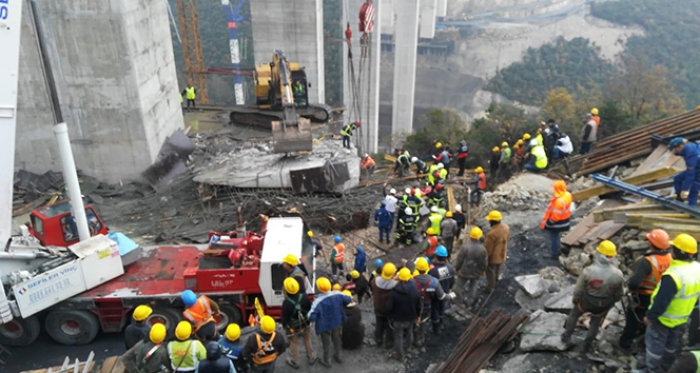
[146,307,181,335]
[216,303,243,333]
[45,310,99,345]
[0,316,40,346]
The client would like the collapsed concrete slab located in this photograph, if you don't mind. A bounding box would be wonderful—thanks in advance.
[544,285,575,313]
[515,274,547,298]
[515,289,548,313]
[520,310,570,352]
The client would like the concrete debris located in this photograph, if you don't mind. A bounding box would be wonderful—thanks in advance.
[477,173,554,231]
[515,289,548,313]
[622,239,648,251]
[544,285,575,313]
[520,310,570,352]
[515,274,547,298]
[559,249,591,275]
[499,354,535,373]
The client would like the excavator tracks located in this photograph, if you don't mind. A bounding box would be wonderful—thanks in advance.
[228,103,332,129]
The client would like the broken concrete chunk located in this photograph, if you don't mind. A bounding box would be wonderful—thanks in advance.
[520,310,570,352]
[544,285,575,313]
[515,274,547,298]
[623,240,648,251]
[499,354,535,373]
[515,289,548,313]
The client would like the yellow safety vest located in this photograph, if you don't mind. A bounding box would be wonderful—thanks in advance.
[651,260,700,328]
[185,87,196,100]
[532,145,548,169]
[439,169,447,179]
[167,340,205,372]
[179,93,183,103]
[535,133,544,146]
[692,351,700,373]
[427,165,438,184]
[428,213,442,235]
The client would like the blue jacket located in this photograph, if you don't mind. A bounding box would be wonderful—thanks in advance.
[309,292,351,335]
[375,207,393,228]
[218,337,243,370]
[354,251,366,273]
[678,142,700,190]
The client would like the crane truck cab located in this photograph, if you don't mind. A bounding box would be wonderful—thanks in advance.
[28,199,109,247]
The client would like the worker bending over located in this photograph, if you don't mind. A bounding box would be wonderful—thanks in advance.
[411,156,430,175]
[360,154,376,176]
[525,142,548,173]
[669,137,700,206]
[242,316,286,373]
[394,150,411,178]
[181,289,220,342]
[340,120,360,149]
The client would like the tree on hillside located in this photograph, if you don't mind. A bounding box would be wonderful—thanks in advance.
[541,88,576,125]
[403,109,469,157]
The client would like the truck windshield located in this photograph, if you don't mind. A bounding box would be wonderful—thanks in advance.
[36,201,73,218]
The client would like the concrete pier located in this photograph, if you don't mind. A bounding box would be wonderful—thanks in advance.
[391,0,420,147]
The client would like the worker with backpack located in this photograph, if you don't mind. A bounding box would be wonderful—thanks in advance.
[281,277,317,369]
[412,257,445,351]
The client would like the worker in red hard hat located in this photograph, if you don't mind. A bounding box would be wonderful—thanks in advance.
[340,120,360,149]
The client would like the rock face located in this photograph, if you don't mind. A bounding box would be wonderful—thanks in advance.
[520,310,570,352]
[545,285,575,313]
[515,274,547,298]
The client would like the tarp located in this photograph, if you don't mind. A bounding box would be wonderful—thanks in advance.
[107,232,139,256]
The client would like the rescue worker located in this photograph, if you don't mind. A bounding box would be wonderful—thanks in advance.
[375,201,393,243]
[346,270,370,303]
[123,323,170,373]
[309,277,351,367]
[561,240,624,353]
[428,246,454,332]
[353,245,366,273]
[669,137,700,206]
[427,183,446,209]
[666,350,700,373]
[281,277,315,369]
[396,188,411,225]
[440,212,459,258]
[456,140,469,177]
[182,289,220,342]
[553,132,573,159]
[407,189,424,217]
[544,119,560,159]
[196,342,237,373]
[219,324,246,373]
[413,257,445,349]
[371,263,398,349]
[540,180,572,258]
[525,143,548,173]
[499,142,511,177]
[381,184,398,219]
[396,207,418,245]
[168,321,207,373]
[387,268,422,361]
[421,227,440,260]
[427,163,439,185]
[535,128,544,147]
[292,80,306,105]
[617,229,671,352]
[125,305,153,350]
[428,206,443,236]
[283,254,307,293]
[360,154,376,176]
[452,204,466,236]
[242,316,286,373]
[330,236,345,277]
[453,227,488,307]
[340,290,364,350]
[411,157,429,175]
[437,163,448,180]
[580,113,597,155]
[591,108,600,128]
[394,150,411,178]
[643,234,700,373]
[433,147,452,178]
[182,84,197,111]
[484,211,509,293]
[340,120,360,149]
[469,167,487,206]
[309,231,325,260]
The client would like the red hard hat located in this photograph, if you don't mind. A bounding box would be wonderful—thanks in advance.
[436,184,443,191]
[355,120,361,126]
[433,172,440,178]
[410,189,416,196]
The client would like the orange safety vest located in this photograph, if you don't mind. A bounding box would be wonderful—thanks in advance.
[635,253,672,295]
[478,173,487,190]
[545,195,572,222]
[425,236,438,255]
[333,243,345,263]
[252,332,278,366]
[361,157,376,169]
[182,296,215,330]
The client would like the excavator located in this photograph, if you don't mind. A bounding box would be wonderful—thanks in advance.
[229,50,332,153]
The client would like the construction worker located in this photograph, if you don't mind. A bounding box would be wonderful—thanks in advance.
[360,154,376,176]
[669,137,700,206]
[422,227,440,259]
[411,156,429,175]
[168,321,207,372]
[440,212,459,258]
[643,234,700,373]
[535,128,544,147]
[427,183,445,209]
[591,108,600,128]
[484,211,509,293]
[197,342,237,373]
[122,323,170,373]
[283,254,307,293]
[330,236,345,277]
[396,188,411,225]
[332,283,342,292]
[413,257,445,348]
[452,204,466,236]
[281,278,315,369]
[453,227,488,307]
[182,84,197,111]
[499,142,511,177]
[349,270,370,303]
[375,201,393,244]
[181,289,220,342]
[387,268,422,360]
[353,245,366,273]
[522,133,533,153]
[456,140,469,176]
[428,246,454,332]
[617,229,671,352]
[580,113,597,155]
[309,277,351,367]
[398,149,412,177]
[308,231,325,260]
[540,180,572,258]
[293,80,305,105]
[124,305,152,350]
[371,262,398,349]
[428,206,443,236]
[396,207,418,245]
[407,188,424,217]
[369,259,382,284]
[469,167,487,206]
[219,324,246,373]
[427,162,439,186]
[562,241,624,354]
[437,163,448,180]
[525,143,548,173]
[340,120,360,149]
[433,148,452,178]
[242,316,286,373]
[382,183,398,219]
[340,290,364,350]
[513,140,525,169]
[553,132,573,160]
[666,350,700,373]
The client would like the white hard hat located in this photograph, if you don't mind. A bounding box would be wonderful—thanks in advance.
[455,204,462,212]
[389,188,396,194]
[364,153,369,158]
[405,188,412,194]
[405,207,413,215]
[431,206,438,213]
[437,163,444,169]
[411,157,418,163]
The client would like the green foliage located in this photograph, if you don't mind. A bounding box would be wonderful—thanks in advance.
[485,37,612,105]
[403,109,469,156]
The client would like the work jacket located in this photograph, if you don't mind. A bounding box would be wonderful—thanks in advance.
[428,262,455,292]
[331,243,345,264]
[452,212,466,231]
[242,331,286,367]
[183,296,217,331]
[574,253,624,308]
[386,281,422,322]
[422,235,439,256]
[484,223,510,265]
[413,158,429,174]
[398,214,417,233]
[500,147,511,164]
[556,135,574,153]
[124,321,150,350]
[354,250,366,273]
[407,195,424,215]
[541,181,572,231]
[457,144,468,159]
[309,292,351,334]
[677,142,700,190]
[413,274,445,311]
[123,340,170,373]
[281,292,311,332]
[581,119,597,142]
[531,145,548,169]
[361,156,375,169]
[428,190,445,208]
[440,218,459,239]
[454,239,488,279]
[427,165,439,184]
[435,150,451,166]
[196,342,235,373]
[375,207,393,228]
[340,123,357,136]
[428,213,443,235]
[383,194,398,213]
[650,260,700,328]
[477,172,487,190]
[217,337,244,372]
[167,339,207,372]
[371,277,398,314]
[633,252,672,296]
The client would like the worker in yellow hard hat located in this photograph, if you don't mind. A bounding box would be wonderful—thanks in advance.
[385,267,422,360]
[242,315,287,370]
[453,227,487,307]
[591,108,600,128]
[123,323,170,373]
[489,146,501,178]
[219,323,246,372]
[370,262,397,349]
[283,253,308,294]
[167,321,207,371]
[124,305,152,350]
[308,231,326,260]
[413,257,446,349]
[561,240,624,354]
[309,277,352,367]
[642,234,700,372]
[484,211,509,293]
[468,166,487,206]
[281,277,316,368]
[440,211,459,258]
[499,141,512,178]
[344,269,370,303]
[340,288,364,350]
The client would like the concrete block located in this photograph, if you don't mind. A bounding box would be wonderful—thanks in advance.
[520,310,570,352]
[544,285,575,313]
[515,274,547,298]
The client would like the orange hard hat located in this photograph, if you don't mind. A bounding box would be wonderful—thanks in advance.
[646,229,670,250]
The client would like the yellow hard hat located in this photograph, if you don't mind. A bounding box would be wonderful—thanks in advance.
[284,277,300,295]
[149,323,166,344]
[475,166,484,173]
[670,233,698,254]
[426,227,436,235]
[470,227,483,240]
[332,283,341,291]
[133,305,152,322]
[537,128,542,134]
[342,290,353,298]
[486,210,502,221]
[501,142,508,147]
[597,240,617,257]
[523,133,531,140]
[435,142,443,148]
[260,315,276,334]
[351,270,360,279]
[282,254,298,267]
[225,323,241,342]
[381,262,397,280]
[493,146,500,152]
[397,267,412,282]
[516,139,524,145]
[446,211,453,218]
[591,108,599,115]
[317,277,331,293]
[307,231,313,238]
[415,257,429,273]
[175,321,192,340]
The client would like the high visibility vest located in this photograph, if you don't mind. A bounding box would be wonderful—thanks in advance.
[635,253,672,295]
[428,214,442,235]
[361,157,375,168]
[651,260,700,328]
[167,340,201,372]
[340,124,355,136]
[333,243,345,263]
[428,165,438,184]
[535,133,544,146]
[439,169,447,179]
[185,87,196,100]
[179,93,183,103]
[501,148,511,163]
[183,296,215,330]
[425,236,438,255]
[545,194,572,222]
[532,146,548,169]
[252,332,278,366]
[478,173,487,190]
[692,351,700,373]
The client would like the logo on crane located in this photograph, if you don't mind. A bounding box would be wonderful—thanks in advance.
[0,0,11,20]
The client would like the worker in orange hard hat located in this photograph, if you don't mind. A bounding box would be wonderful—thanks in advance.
[617,229,672,352]
[540,180,572,259]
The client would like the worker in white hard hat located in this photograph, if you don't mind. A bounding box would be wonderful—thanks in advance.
[361,153,376,177]
[382,182,398,219]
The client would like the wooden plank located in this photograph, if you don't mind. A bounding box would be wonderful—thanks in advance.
[562,214,596,246]
[595,221,626,240]
[446,186,456,213]
[630,145,668,176]
[99,357,119,373]
[572,167,679,201]
[384,154,397,162]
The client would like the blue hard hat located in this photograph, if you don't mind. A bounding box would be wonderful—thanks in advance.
[380,201,386,206]
[334,236,342,243]
[356,245,364,252]
[669,137,684,149]
[181,289,197,307]
[375,259,383,267]
[436,245,448,258]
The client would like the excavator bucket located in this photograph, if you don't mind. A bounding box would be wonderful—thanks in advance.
[271,117,313,153]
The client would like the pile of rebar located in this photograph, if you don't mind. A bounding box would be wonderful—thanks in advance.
[434,311,529,373]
